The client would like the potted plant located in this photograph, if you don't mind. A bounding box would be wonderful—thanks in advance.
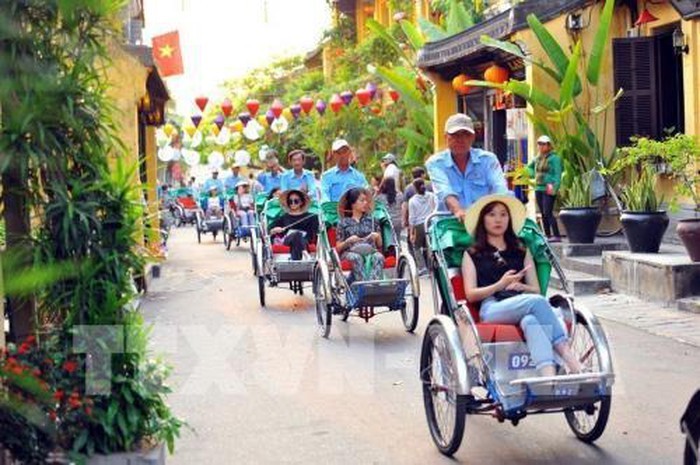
[616,134,700,260]
[619,167,669,253]
[558,172,601,244]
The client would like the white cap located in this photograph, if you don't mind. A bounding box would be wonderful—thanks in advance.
[331,138,350,152]
[382,153,396,163]
[444,113,475,134]
[537,135,552,144]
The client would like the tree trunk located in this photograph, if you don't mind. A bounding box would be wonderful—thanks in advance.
[2,155,35,342]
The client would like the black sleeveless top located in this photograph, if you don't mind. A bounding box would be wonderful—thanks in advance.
[468,246,526,288]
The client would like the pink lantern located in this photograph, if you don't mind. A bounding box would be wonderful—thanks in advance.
[271,99,284,119]
[221,98,233,117]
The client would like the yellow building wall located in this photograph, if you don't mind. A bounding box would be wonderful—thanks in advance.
[104,41,160,253]
[430,73,458,152]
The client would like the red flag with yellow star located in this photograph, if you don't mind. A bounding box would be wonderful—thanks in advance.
[152,31,184,77]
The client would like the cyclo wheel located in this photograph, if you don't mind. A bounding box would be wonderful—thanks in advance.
[564,316,612,443]
[258,275,266,307]
[594,195,623,237]
[398,258,419,332]
[420,320,467,456]
[314,266,332,338]
[223,219,230,249]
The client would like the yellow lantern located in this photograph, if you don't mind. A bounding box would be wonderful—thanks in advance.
[231,120,244,132]
[163,123,175,137]
[211,125,220,136]
[257,115,269,128]
[282,107,293,121]
[184,125,196,138]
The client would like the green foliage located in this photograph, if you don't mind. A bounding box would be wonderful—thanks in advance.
[621,167,664,212]
[475,0,618,187]
[563,172,593,208]
[0,0,182,459]
[419,0,481,40]
[615,134,700,210]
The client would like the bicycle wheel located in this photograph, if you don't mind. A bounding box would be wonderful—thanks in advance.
[420,321,468,456]
[564,316,612,442]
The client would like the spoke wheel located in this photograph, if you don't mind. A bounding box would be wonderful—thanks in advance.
[314,267,332,338]
[398,259,419,332]
[223,221,230,249]
[258,275,266,307]
[564,317,611,443]
[196,227,201,244]
[420,322,467,456]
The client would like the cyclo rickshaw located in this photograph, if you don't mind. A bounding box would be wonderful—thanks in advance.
[170,187,198,227]
[253,194,320,307]
[247,192,271,276]
[420,212,614,456]
[195,190,225,243]
[221,185,256,251]
[313,194,420,338]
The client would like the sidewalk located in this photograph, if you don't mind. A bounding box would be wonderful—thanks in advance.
[576,291,700,348]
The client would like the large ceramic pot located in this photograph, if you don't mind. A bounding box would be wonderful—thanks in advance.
[677,217,700,262]
[620,210,669,253]
[558,207,601,244]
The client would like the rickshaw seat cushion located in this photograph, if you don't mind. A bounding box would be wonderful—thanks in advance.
[327,227,397,270]
[450,275,526,343]
[177,197,197,209]
[271,243,317,254]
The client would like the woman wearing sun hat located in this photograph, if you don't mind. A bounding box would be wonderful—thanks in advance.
[269,189,319,260]
[527,135,562,242]
[460,194,581,377]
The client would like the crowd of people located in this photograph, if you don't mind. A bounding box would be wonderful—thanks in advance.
[159,112,577,377]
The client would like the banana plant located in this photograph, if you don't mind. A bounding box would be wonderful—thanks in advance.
[467,0,619,187]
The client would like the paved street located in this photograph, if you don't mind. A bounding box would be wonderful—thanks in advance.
[141,228,700,465]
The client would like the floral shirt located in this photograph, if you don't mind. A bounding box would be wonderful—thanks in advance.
[337,214,380,243]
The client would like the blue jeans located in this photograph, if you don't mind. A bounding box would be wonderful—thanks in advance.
[481,294,567,370]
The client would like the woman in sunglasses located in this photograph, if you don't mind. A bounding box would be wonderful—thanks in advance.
[269,189,319,260]
[461,194,581,377]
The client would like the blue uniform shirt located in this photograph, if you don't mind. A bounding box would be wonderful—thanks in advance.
[426,148,508,211]
[257,170,284,194]
[224,174,244,192]
[320,165,368,202]
[202,177,224,195]
[280,169,317,196]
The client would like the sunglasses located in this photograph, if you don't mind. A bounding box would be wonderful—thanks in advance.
[288,197,303,206]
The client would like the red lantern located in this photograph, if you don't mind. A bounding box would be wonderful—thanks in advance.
[195,96,209,112]
[271,99,284,119]
[388,88,400,102]
[484,64,509,84]
[299,96,314,114]
[355,88,371,107]
[635,7,658,26]
[330,94,344,113]
[452,74,471,96]
[370,104,381,115]
[221,98,233,117]
[246,99,260,117]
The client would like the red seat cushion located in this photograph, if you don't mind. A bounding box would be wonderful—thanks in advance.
[177,197,197,209]
[271,243,317,254]
[449,275,525,343]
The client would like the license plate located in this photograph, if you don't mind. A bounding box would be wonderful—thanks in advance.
[508,353,535,370]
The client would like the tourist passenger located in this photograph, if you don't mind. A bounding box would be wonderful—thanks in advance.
[268,189,319,260]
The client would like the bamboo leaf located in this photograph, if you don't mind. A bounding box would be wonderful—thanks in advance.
[587,0,615,85]
[560,40,582,106]
[372,65,425,109]
[399,20,425,51]
[504,80,559,111]
[418,17,448,42]
[527,13,569,78]
[480,34,526,59]
[446,0,474,35]
[366,18,410,62]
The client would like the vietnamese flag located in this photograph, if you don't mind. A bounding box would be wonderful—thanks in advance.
[152,31,184,77]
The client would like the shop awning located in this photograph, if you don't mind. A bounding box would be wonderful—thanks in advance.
[669,0,700,19]
[417,0,590,73]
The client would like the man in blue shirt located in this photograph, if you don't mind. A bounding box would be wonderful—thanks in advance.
[320,139,368,202]
[426,113,508,221]
[257,151,284,195]
[202,170,224,196]
[281,149,317,197]
[223,163,244,195]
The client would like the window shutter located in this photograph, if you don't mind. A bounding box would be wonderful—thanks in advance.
[613,37,659,146]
